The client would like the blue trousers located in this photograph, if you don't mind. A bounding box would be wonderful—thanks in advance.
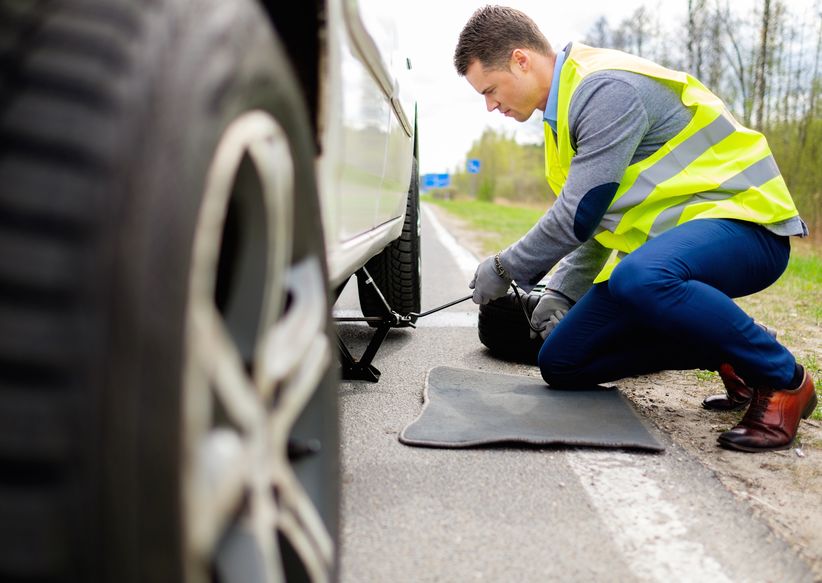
[539,219,795,389]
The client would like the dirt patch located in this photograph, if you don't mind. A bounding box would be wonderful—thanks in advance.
[622,370,822,577]
[429,203,822,577]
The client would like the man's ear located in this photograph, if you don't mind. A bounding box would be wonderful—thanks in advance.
[511,48,529,72]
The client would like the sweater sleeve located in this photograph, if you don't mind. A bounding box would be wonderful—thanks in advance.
[545,238,611,301]
[500,74,650,292]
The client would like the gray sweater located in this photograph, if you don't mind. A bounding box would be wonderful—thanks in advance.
[503,68,806,299]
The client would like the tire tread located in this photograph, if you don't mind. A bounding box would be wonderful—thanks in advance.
[358,159,421,320]
[477,286,546,364]
[0,1,140,579]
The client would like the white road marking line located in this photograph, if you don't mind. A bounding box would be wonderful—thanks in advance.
[566,451,733,583]
[333,310,478,328]
[425,204,732,581]
[422,203,479,279]
[413,311,478,327]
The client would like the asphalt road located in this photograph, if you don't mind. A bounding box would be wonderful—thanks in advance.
[333,202,813,582]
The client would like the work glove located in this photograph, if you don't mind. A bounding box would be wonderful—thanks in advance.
[529,289,574,340]
[469,255,512,305]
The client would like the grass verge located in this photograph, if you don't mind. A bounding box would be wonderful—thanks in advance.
[427,197,544,255]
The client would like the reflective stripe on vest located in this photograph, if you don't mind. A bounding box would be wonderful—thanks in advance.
[544,43,798,282]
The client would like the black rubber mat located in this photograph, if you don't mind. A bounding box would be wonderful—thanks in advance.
[400,366,664,451]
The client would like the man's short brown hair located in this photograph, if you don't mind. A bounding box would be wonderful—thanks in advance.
[453,5,551,76]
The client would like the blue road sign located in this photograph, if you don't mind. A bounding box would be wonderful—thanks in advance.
[467,158,481,174]
[422,173,451,190]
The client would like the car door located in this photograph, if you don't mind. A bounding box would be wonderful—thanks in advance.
[339,0,414,236]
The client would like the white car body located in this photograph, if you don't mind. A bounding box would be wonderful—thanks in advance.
[316,0,417,288]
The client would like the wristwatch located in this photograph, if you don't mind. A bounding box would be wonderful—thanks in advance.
[493,253,509,279]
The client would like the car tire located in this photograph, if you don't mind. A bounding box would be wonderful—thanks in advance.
[477,286,546,364]
[0,1,338,581]
[357,157,422,326]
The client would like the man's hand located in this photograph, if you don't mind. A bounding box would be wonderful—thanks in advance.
[469,255,512,304]
[529,289,574,339]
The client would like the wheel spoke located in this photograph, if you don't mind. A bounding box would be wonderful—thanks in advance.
[248,123,293,328]
[248,480,286,583]
[187,301,265,560]
[189,428,250,558]
[258,255,335,580]
[257,257,327,402]
[276,471,335,582]
[268,335,332,442]
[193,302,262,432]
[265,337,334,581]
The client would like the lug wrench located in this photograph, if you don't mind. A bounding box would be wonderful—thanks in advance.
[336,286,538,329]
[417,284,541,332]
[407,293,473,319]
[336,276,540,382]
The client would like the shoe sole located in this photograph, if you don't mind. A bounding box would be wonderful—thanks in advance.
[717,438,793,453]
[701,399,750,412]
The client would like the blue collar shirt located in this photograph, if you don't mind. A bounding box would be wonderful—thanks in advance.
[544,49,566,135]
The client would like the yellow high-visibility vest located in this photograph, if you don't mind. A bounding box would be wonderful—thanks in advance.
[545,43,799,282]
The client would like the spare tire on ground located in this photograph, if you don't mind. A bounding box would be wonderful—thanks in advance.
[478,285,547,365]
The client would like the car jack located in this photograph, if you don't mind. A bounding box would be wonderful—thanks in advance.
[334,267,472,382]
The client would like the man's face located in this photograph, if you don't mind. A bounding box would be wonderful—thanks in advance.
[465,54,538,122]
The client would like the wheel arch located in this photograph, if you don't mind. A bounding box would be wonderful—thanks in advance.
[258,0,324,146]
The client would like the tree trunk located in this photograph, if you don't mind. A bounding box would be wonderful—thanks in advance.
[687,0,706,77]
[753,0,772,129]
[721,5,752,124]
[795,9,821,154]
[706,1,724,91]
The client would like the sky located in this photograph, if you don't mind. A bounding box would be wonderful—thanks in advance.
[402,0,820,176]
[397,1,686,175]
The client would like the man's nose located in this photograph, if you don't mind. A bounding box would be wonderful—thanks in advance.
[484,95,498,112]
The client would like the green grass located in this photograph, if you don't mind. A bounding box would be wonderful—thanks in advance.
[695,369,718,382]
[428,198,545,255]
[769,245,822,324]
[797,353,822,421]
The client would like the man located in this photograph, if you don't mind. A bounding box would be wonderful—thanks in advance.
[454,5,815,452]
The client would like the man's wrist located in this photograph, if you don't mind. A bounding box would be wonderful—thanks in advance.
[493,252,510,280]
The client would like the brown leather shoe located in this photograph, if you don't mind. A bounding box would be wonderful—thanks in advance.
[718,370,818,452]
[702,323,776,411]
[702,363,753,411]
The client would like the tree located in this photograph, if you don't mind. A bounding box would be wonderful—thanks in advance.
[586,16,611,47]
[752,0,773,129]
[687,0,707,78]
[454,128,549,204]
[718,1,754,124]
